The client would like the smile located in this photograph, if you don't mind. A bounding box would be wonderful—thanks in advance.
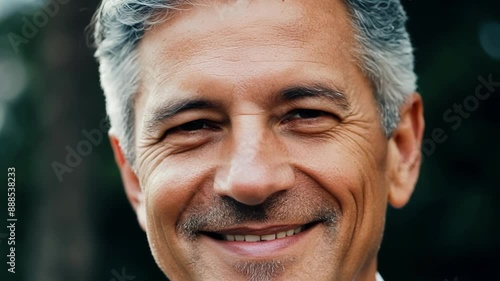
[199,222,321,258]
[202,222,319,242]
[222,226,303,242]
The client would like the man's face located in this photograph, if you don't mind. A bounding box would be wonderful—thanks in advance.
[113,0,422,280]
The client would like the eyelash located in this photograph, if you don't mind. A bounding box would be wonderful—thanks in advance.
[164,119,220,137]
[282,109,334,123]
[164,109,335,137]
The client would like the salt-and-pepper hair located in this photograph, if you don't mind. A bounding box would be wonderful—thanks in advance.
[91,0,417,164]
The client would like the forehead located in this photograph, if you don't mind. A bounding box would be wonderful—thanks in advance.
[138,0,356,82]
[138,0,362,111]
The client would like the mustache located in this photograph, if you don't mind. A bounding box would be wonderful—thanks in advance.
[177,190,340,238]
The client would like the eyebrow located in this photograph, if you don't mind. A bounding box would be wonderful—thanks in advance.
[144,99,221,133]
[144,84,350,134]
[279,84,350,111]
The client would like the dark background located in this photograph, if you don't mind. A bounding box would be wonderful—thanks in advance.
[0,0,499,280]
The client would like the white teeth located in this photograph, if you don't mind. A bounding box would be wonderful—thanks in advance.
[276,231,287,239]
[222,227,304,241]
[261,234,277,241]
[245,235,260,242]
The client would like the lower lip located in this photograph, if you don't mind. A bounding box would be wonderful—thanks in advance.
[202,224,319,258]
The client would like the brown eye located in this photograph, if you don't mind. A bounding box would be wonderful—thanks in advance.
[289,109,326,119]
[280,109,339,134]
[284,109,332,122]
[178,120,211,131]
[164,119,218,138]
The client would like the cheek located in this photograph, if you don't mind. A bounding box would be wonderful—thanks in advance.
[287,135,389,217]
[143,163,196,255]
[142,155,218,275]
[145,156,213,227]
[289,139,367,190]
[287,137,389,266]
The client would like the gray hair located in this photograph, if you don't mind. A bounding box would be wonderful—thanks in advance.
[91,0,416,164]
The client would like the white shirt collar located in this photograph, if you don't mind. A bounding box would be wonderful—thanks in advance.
[376,272,384,281]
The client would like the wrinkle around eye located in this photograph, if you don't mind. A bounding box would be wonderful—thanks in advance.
[136,143,172,182]
[136,131,214,181]
[280,108,340,133]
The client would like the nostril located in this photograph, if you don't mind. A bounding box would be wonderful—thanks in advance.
[214,174,278,206]
[221,189,266,206]
[213,153,295,206]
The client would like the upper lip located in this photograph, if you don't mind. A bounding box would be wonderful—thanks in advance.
[201,222,317,236]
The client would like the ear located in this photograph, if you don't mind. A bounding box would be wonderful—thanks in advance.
[110,135,147,231]
[387,93,425,208]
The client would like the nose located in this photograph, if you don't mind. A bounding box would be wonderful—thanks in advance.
[214,118,295,206]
